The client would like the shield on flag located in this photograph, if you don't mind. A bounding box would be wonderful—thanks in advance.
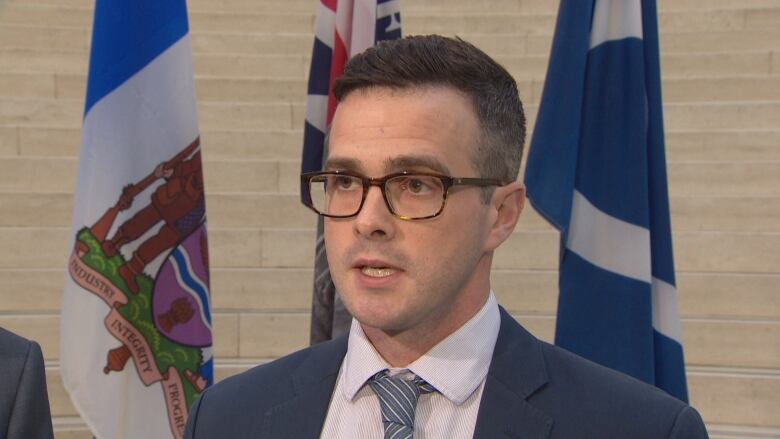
[152,224,212,349]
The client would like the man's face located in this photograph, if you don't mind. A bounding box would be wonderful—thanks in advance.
[324,86,494,339]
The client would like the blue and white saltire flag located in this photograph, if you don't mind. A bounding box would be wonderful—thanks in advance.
[524,0,688,401]
[303,0,401,344]
[61,1,213,437]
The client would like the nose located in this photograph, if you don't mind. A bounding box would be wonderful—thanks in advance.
[353,185,395,240]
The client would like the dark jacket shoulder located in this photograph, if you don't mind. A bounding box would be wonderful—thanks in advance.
[0,327,34,358]
[0,327,55,439]
[185,336,347,438]
[480,310,707,439]
[535,336,706,438]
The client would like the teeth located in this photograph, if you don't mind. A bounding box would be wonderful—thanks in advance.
[360,266,397,277]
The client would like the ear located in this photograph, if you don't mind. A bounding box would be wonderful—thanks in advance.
[484,181,525,252]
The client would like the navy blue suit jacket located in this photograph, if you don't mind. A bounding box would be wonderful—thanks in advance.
[185,308,708,438]
[0,328,54,439]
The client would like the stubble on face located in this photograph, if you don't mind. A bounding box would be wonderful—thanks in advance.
[324,86,494,361]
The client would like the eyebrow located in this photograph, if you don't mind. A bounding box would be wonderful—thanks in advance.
[323,154,452,175]
[324,157,362,171]
[385,155,451,175]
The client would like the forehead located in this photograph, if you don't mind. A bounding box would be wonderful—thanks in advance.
[326,86,479,175]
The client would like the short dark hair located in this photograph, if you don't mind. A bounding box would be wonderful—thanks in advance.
[333,35,526,202]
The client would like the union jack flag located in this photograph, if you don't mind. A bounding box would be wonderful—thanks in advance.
[302,0,402,344]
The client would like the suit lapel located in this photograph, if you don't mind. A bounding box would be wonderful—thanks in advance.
[259,309,554,438]
[262,336,348,438]
[473,308,553,439]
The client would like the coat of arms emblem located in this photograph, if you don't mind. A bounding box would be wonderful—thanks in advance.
[68,138,212,438]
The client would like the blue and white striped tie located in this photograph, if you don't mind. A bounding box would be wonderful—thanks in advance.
[369,370,435,439]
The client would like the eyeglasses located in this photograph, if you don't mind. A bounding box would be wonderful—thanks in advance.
[301,170,507,220]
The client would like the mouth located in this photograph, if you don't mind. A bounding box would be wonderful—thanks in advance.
[353,259,403,279]
[359,266,399,278]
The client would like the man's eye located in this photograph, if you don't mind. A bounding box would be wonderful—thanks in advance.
[334,176,357,189]
[405,178,432,194]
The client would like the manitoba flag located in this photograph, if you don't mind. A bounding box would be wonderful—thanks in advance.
[60,1,213,437]
[303,0,402,344]
[524,0,688,401]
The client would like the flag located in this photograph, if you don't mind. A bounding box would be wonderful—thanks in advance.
[303,0,402,344]
[60,1,213,437]
[524,0,688,401]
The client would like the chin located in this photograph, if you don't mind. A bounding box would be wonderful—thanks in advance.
[345,299,410,333]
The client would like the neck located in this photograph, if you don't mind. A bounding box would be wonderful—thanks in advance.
[361,258,492,367]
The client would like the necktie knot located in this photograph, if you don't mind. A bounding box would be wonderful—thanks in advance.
[369,370,434,439]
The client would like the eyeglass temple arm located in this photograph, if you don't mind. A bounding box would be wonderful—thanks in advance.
[451,177,507,187]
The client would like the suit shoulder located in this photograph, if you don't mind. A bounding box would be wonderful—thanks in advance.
[186,345,320,437]
[539,341,686,408]
[208,343,321,398]
[187,337,346,437]
[0,328,42,376]
[532,341,707,437]
[0,327,35,357]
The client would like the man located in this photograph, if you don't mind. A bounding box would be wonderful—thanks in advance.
[0,328,54,439]
[185,35,708,438]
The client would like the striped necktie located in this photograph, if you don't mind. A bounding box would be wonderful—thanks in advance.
[369,370,435,439]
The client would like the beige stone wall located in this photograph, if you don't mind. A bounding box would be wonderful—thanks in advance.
[0,0,778,437]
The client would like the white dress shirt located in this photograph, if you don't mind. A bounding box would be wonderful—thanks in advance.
[320,292,501,438]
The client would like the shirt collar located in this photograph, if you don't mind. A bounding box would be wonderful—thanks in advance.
[342,291,501,405]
